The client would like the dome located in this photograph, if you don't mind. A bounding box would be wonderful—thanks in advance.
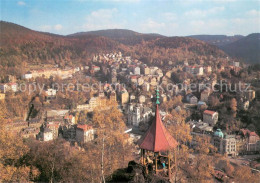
[214,129,224,138]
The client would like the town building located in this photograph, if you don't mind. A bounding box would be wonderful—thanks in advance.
[185,65,204,76]
[203,110,218,126]
[244,90,256,101]
[0,84,8,93]
[46,122,60,139]
[232,61,240,67]
[144,67,150,75]
[212,129,237,156]
[186,93,198,104]
[110,68,117,83]
[45,89,57,99]
[121,90,129,105]
[128,104,153,126]
[75,124,95,144]
[188,120,213,133]
[109,91,117,102]
[22,72,33,80]
[0,93,5,100]
[134,66,141,75]
[0,83,18,93]
[238,129,260,153]
[9,83,18,92]
[204,66,212,73]
[139,95,146,103]
[200,90,211,102]
[37,127,54,142]
[42,128,54,141]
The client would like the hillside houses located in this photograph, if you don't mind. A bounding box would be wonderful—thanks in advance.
[22,67,78,80]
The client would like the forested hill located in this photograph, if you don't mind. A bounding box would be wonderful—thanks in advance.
[220,33,260,64]
[68,29,165,45]
[0,21,227,78]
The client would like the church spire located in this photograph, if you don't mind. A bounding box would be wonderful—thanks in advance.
[155,86,160,105]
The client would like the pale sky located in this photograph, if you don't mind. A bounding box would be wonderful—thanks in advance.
[1,0,259,36]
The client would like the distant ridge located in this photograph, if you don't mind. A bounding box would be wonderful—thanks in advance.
[0,20,258,74]
[68,29,165,45]
[188,35,244,46]
[220,33,260,64]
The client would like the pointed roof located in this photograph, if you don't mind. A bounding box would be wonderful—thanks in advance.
[138,105,178,152]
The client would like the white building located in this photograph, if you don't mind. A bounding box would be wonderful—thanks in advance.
[22,72,33,80]
[185,65,204,76]
[45,89,57,99]
[186,93,198,104]
[9,83,18,92]
[42,128,54,141]
[203,110,218,126]
[232,61,240,67]
[128,104,153,126]
[134,67,140,75]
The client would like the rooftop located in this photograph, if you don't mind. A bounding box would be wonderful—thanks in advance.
[77,124,93,131]
[204,110,216,116]
[138,105,178,152]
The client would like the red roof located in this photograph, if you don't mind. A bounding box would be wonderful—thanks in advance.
[138,105,178,152]
[131,75,137,79]
[204,110,216,116]
[240,129,259,138]
[77,124,93,131]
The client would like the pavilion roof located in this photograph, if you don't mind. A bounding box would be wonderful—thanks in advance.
[138,105,178,152]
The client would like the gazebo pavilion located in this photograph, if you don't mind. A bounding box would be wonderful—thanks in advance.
[138,89,178,179]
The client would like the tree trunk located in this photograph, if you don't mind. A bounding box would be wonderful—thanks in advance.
[101,136,105,183]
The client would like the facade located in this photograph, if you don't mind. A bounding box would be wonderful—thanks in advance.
[244,90,255,101]
[0,84,8,93]
[45,89,57,99]
[110,68,117,83]
[212,129,237,156]
[203,110,218,126]
[121,90,129,105]
[0,83,17,93]
[47,123,60,139]
[144,67,150,75]
[76,124,95,144]
[204,66,212,73]
[42,128,54,141]
[200,90,210,102]
[238,129,260,153]
[232,61,240,67]
[109,91,117,102]
[186,93,198,104]
[134,67,141,75]
[188,120,213,133]
[128,104,153,126]
[0,93,5,100]
[185,65,204,76]
[9,83,18,92]
[139,95,146,103]
[23,72,33,80]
